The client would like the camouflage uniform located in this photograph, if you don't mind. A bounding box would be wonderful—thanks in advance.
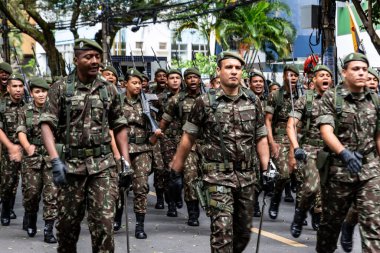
[265,89,296,198]
[163,89,201,203]
[39,73,127,253]
[17,103,57,220]
[289,90,323,214]
[0,95,24,212]
[316,85,380,253]
[121,95,153,214]
[183,87,267,252]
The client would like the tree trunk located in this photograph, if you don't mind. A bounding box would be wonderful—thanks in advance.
[41,32,66,77]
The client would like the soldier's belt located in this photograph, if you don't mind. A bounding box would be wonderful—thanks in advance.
[129,135,148,144]
[208,185,231,193]
[68,144,111,159]
[303,139,324,147]
[203,161,251,173]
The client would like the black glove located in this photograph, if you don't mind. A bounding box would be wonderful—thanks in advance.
[119,158,133,188]
[294,148,307,161]
[51,158,67,187]
[168,169,183,203]
[261,171,275,193]
[339,149,363,174]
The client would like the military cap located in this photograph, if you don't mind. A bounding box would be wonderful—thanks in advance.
[210,74,219,82]
[269,81,281,88]
[74,38,103,53]
[125,68,143,81]
[119,76,125,82]
[102,65,118,77]
[7,73,24,84]
[217,51,245,66]
[45,77,53,85]
[0,62,12,74]
[249,70,265,81]
[342,52,368,66]
[29,76,49,90]
[283,64,299,75]
[167,69,182,77]
[312,64,333,76]
[368,67,379,81]
[184,67,201,77]
[141,73,149,81]
[155,68,167,75]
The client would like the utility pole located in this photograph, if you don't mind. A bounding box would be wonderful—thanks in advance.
[321,0,337,82]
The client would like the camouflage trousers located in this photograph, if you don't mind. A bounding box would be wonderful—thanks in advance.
[345,205,359,225]
[0,154,21,201]
[153,138,176,192]
[56,167,118,253]
[316,175,380,253]
[152,141,165,190]
[272,138,290,197]
[183,150,199,202]
[21,155,57,220]
[206,182,255,253]
[131,151,153,214]
[294,146,321,213]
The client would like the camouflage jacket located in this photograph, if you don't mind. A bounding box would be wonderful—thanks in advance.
[289,90,324,154]
[157,89,182,141]
[317,85,380,182]
[39,73,127,175]
[122,95,153,154]
[183,87,267,188]
[17,102,47,156]
[0,95,25,144]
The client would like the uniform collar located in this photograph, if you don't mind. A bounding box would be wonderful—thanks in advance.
[215,87,246,101]
[340,84,372,100]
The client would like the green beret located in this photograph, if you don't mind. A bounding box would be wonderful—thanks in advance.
[141,73,149,81]
[217,51,245,66]
[29,76,49,90]
[210,74,219,82]
[0,62,12,74]
[102,65,118,78]
[118,76,125,82]
[74,38,103,53]
[167,69,182,77]
[8,73,24,84]
[283,64,299,75]
[249,70,265,81]
[184,67,201,77]
[125,68,143,81]
[312,64,333,76]
[343,52,368,66]
[155,68,167,75]
[368,67,379,80]
[45,77,53,85]
[269,81,281,88]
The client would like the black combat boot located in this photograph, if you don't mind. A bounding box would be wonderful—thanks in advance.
[44,220,57,243]
[340,221,355,252]
[187,201,200,226]
[135,213,147,239]
[253,192,261,217]
[310,209,321,231]
[284,183,294,203]
[155,189,165,209]
[114,205,123,231]
[290,208,307,238]
[1,199,11,226]
[268,194,281,220]
[22,212,29,231]
[9,196,16,219]
[165,192,177,217]
[27,212,37,237]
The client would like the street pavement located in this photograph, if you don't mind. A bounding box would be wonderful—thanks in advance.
[0,176,361,253]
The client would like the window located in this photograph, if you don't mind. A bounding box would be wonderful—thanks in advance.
[192,44,208,55]
[171,43,188,61]
[136,41,143,49]
[159,42,167,50]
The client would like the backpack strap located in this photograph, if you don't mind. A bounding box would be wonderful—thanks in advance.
[25,106,34,129]
[272,88,284,126]
[334,85,343,135]
[304,89,314,133]
[99,83,111,146]
[207,89,229,170]
[64,73,75,148]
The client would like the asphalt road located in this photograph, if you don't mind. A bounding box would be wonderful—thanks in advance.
[0,176,361,253]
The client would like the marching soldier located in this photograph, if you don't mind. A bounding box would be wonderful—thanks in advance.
[269,82,280,93]
[265,65,300,220]
[0,73,25,226]
[159,67,203,226]
[286,65,333,238]
[150,68,168,94]
[170,52,270,252]
[17,77,57,243]
[209,75,220,89]
[316,53,380,253]
[366,67,379,93]
[0,62,13,96]
[39,39,130,252]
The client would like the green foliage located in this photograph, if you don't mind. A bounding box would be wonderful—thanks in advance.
[172,52,218,77]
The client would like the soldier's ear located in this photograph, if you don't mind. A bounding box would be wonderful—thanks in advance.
[73,57,78,66]
[216,67,221,77]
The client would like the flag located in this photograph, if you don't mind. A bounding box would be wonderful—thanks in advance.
[346,2,366,54]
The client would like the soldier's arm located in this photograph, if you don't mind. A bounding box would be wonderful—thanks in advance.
[265,113,279,158]
[41,123,59,159]
[287,118,300,149]
[114,128,131,163]
[320,125,344,154]
[0,129,22,161]
[255,97,269,171]
[376,132,380,155]
[257,137,269,171]
[18,132,35,156]
[109,130,121,160]
[171,132,196,173]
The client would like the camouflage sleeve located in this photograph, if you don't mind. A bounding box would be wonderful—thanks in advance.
[182,96,206,136]
[255,96,268,140]
[162,95,178,122]
[16,106,27,134]
[108,84,128,130]
[316,89,336,128]
[39,81,61,131]
[289,96,306,120]
[265,91,276,114]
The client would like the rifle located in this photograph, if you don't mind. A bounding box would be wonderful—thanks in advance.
[140,48,147,75]
[12,46,31,102]
[31,45,42,77]
[289,45,304,97]
[129,44,136,69]
[151,47,163,69]
[140,91,159,133]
